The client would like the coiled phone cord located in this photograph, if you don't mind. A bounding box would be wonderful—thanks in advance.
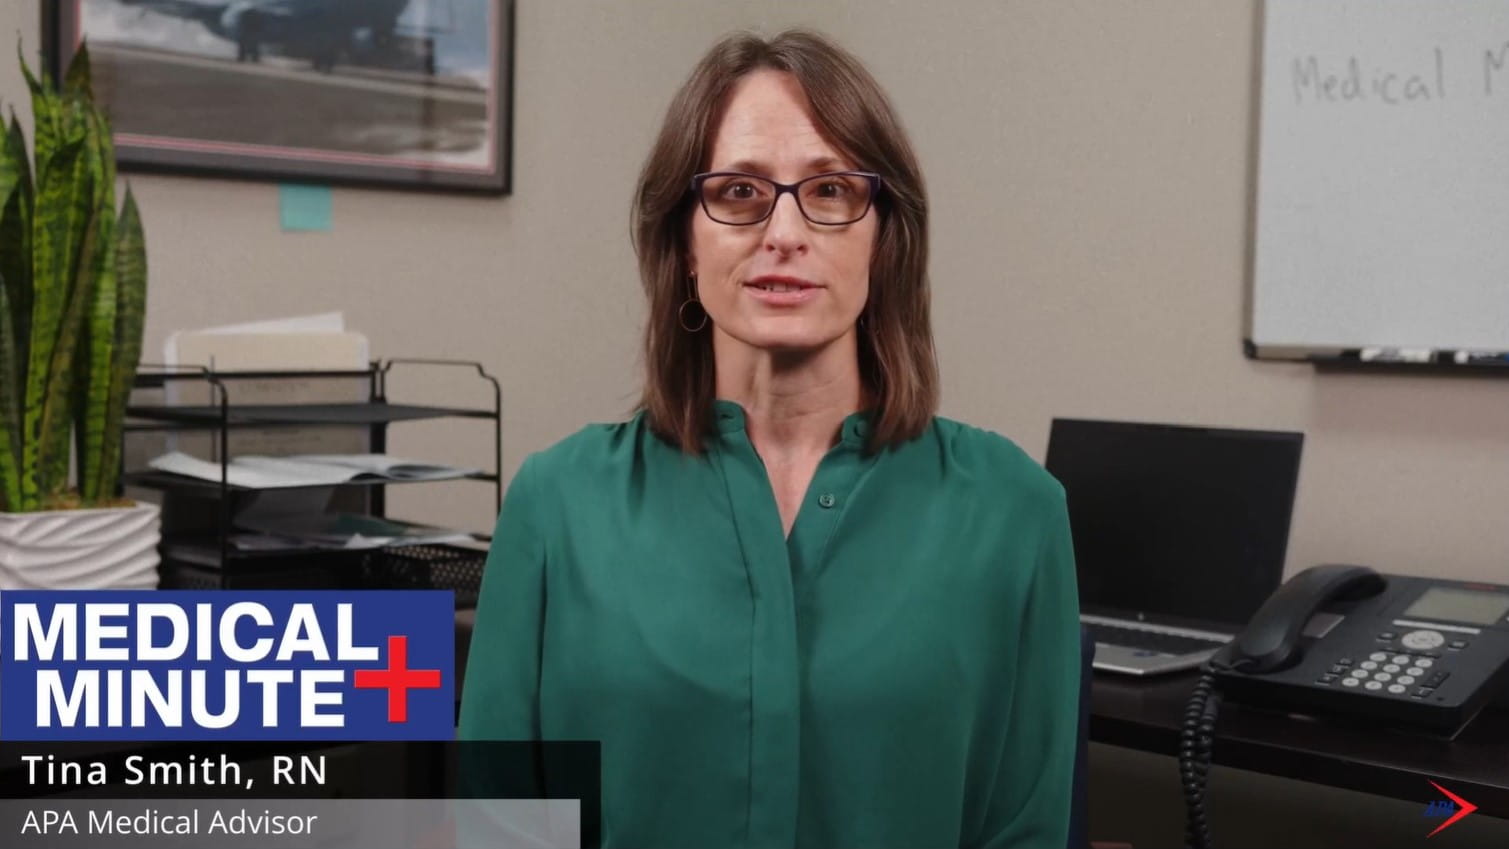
[1179,669,1221,849]
[1180,657,1253,849]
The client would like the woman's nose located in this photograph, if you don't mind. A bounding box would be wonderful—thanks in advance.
[762,192,809,256]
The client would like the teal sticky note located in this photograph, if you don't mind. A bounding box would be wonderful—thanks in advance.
[280,184,332,231]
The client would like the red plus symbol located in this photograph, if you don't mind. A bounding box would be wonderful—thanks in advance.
[353,636,442,722]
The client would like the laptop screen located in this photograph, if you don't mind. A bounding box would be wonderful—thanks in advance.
[1045,418,1303,630]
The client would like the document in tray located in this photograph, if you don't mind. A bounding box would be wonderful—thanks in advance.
[150,452,358,488]
[148,452,480,489]
[282,454,483,481]
[161,313,371,461]
[232,513,473,551]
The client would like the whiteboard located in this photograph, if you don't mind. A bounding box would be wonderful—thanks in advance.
[1251,0,1509,355]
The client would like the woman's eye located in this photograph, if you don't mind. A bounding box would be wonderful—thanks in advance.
[814,180,848,198]
[721,181,759,199]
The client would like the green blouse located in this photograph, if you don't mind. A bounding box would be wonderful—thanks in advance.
[458,401,1081,849]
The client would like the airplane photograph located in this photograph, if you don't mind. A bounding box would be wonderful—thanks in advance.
[117,0,422,72]
[47,0,511,192]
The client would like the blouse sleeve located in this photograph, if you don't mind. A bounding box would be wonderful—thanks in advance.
[458,453,547,741]
[977,486,1082,849]
[455,457,569,845]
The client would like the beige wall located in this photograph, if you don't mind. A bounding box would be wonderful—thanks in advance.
[5,3,1508,843]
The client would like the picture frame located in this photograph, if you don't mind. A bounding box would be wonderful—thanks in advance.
[44,0,514,195]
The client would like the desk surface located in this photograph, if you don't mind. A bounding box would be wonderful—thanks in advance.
[1090,670,1509,819]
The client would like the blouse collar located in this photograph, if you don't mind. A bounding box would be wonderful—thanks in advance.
[713,399,872,449]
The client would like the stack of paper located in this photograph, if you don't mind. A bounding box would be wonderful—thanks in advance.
[148,452,481,489]
[282,455,483,481]
[232,513,473,551]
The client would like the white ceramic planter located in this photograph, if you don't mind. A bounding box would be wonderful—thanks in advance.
[0,502,161,590]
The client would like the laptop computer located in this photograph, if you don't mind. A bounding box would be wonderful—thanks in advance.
[1045,418,1304,675]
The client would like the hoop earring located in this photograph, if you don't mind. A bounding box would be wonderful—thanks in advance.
[679,299,708,332]
[679,273,708,332]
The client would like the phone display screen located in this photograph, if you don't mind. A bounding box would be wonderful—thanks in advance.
[1402,587,1509,625]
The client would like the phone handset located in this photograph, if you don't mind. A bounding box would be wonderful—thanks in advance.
[1218,563,1387,673]
[1184,563,1386,849]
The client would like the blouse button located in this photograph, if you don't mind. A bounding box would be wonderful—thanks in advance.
[818,493,836,508]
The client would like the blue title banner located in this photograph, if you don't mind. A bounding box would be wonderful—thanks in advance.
[0,591,455,741]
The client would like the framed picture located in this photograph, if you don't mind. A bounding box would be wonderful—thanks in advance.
[45,0,513,194]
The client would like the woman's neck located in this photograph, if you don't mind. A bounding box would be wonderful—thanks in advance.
[713,330,864,461]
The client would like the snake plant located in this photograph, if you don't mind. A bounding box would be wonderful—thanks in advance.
[0,44,148,512]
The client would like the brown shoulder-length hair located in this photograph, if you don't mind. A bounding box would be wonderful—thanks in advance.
[632,28,937,455]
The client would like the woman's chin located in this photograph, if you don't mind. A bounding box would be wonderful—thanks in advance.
[713,317,856,357]
[751,335,851,359]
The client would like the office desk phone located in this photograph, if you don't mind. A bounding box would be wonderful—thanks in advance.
[1212,566,1509,734]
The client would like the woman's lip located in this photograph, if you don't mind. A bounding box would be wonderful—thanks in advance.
[743,284,820,306]
[747,276,819,288]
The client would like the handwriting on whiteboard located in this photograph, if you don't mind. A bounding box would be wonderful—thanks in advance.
[1291,43,1509,105]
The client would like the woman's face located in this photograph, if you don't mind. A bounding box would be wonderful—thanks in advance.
[688,69,877,356]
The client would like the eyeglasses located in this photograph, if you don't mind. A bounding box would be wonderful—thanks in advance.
[690,170,882,226]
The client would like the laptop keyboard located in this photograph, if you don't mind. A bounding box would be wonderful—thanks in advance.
[1087,622,1226,656]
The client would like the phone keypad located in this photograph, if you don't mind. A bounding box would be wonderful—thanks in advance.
[1350,629,1455,697]
[1323,645,1446,698]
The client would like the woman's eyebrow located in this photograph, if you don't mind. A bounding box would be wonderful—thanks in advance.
[713,156,851,175]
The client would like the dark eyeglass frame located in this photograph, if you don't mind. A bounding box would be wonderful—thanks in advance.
[689,170,884,226]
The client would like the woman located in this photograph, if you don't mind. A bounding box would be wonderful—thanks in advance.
[460,29,1081,849]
